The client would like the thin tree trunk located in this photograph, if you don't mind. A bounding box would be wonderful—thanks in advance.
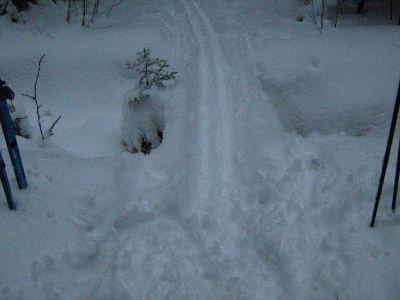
[398,8,400,25]
[357,0,365,14]
[66,0,71,22]
[390,0,393,20]
[321,0,325,30]
[90,0,99,23]
[82,0,86,26]
[334,0,340,27]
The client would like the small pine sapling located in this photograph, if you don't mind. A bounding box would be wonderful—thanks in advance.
[127,48,177,105]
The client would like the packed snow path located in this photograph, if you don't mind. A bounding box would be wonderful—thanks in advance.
[1,0,400,299]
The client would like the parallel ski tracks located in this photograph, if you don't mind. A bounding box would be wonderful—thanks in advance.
[178,0,238,250]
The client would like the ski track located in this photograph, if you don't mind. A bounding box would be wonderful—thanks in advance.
[179,0,237,248]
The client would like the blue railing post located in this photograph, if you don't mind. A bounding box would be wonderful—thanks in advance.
[0,150,16,209]
[0,80,27,190]
[0,79,20,209]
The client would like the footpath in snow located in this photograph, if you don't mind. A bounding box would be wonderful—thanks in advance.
[1,0,400,299]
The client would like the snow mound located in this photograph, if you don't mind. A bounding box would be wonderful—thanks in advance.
[10,97,32,138]
[255,27,400,136]
[121,89,165,154]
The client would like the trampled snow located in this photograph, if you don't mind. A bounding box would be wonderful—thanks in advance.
[1,0,400,299]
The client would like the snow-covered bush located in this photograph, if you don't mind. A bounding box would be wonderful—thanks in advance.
[121,89,164,154]
[0,0,21,22]
[121,48,176,154]
[9,100,31,138]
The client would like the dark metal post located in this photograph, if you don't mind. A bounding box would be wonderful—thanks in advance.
[392,138,400,211]
[0,100,28,189]
[370,81,400,227]
[0,150,16,209]
[0,80,27,190]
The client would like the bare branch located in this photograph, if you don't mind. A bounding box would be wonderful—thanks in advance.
[48,115,61,137]
[35,54,45,100]
[311,0,322,33]
[21,93,35,100]
[105,0,124,17]
[22,53,60,141]
[15,116,28,123]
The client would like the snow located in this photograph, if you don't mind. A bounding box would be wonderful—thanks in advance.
[121,89,165,153]
[255,26,400,136]
[1,0,400,299]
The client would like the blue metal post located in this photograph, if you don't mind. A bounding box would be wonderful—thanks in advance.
[370,81,400,226]
[0,100,28,189]
[0,80,27,190]
[0,150,16,209]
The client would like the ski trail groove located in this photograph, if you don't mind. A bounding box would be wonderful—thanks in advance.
[179,0,238,252]
[190,0,235,187]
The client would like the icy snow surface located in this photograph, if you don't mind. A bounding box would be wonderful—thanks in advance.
[1,0,400,299]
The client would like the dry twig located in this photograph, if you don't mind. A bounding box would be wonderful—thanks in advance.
[21,54,61,140]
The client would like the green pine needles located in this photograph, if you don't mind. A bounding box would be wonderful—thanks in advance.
[128,48,177,105]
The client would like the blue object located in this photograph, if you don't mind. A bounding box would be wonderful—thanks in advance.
[0,100,28,189]
[0,79,27,210]
[0,150,16,209]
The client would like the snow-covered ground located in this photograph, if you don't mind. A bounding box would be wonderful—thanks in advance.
[1,0,400,299]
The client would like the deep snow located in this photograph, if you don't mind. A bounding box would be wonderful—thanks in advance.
[1,0,400,299]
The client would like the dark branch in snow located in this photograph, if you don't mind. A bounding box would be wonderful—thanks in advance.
[106,0,124,17]
[22,54,46,140]
[21,54,61,140]
[48,115,61,137]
